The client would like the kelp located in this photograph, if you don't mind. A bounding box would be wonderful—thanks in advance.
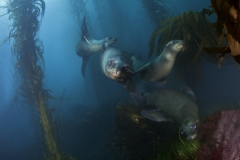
[5,0,75,159]
[138,0,172,25]
[149,0,240,65]
[149,10,221,62]
[114,104,200,160]
[207,0,240,64]
[6,0,46,107]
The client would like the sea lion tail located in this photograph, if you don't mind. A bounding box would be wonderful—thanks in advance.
[81,55,91,77]
[81,15,89,40]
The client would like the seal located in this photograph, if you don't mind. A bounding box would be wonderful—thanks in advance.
[101,47,142,104]
[101,47,134,90]
[75,15,117,76]
[141,87,199,140]
[134,40,184,82]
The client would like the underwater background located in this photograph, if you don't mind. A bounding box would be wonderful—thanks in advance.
[1,0,240,159]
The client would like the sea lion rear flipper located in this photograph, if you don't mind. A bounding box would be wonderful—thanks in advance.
[81,15,89,40]
[141,109,173,122]
[81,55,91,77]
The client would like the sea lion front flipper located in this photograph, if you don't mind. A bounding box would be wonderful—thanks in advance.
[81,15,89,41]
[81,55,91,77]
[141,109,173,122]
[131,55,147,72]
[180,86,196,101]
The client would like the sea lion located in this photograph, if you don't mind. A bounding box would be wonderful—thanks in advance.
[141,87,199,140]
[134,40,184,82]
[101,47,142,104]
[75,15,117,76]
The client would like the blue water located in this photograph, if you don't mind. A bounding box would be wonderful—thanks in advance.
[1,0,240,159]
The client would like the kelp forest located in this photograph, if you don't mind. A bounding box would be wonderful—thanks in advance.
[0,0,75,159]
[0,0,240,159]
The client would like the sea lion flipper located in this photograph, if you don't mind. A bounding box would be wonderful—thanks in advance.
[131,55,147,72]
[81,55,91,77]
[81,15,89,40]
[141,109,173,122]
[180,86,196,101]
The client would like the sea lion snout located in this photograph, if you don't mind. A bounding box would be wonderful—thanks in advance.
[165,40,184,54]
[107,57,132,72]
[173,40,184,49]
[180,122,198,140]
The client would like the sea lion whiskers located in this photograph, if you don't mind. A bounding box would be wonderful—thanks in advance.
[175,42,184,49]
[179,128,186,144]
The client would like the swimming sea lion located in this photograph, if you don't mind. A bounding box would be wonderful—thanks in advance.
[101,47,142,104]
[75,15,117,76]
[141,87,199,140]
[101,47,133,82]
[134,40,184,82]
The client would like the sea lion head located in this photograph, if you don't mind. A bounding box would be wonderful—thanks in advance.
[180,118,199,140]
[165,40,184,55]
[106,56,133,81]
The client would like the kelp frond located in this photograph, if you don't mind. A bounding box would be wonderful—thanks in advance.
[209,0,240,63]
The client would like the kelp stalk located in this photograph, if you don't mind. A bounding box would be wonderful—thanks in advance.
[37,93,61,159]
[6,0,63,159]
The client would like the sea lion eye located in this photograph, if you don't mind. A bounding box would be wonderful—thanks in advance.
[190,124,197,130]
[180,129,185,135]
[124,65,132,73]
[108,60,114,66]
